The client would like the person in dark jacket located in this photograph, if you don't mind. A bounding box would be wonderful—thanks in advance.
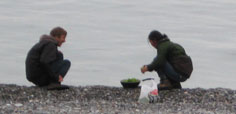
[26,27,71,90]
[141,30,193,90]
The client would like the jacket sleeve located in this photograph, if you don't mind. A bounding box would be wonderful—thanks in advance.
[40,43,59,81]
[147,46,168,71]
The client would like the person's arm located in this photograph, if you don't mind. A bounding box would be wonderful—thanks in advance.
[40,43,59,82]
[147,46,168,71]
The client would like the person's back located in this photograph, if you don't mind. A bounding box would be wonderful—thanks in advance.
[26,35,58,84]
[159,40,187,62]
[25,27,71,90]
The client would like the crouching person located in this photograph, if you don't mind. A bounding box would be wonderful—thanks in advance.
[25,27,71,90]
[141,30,193,91]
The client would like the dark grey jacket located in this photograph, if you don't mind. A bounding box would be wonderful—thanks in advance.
[25,35,59,83]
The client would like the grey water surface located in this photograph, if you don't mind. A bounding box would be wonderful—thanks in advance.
[0,0,235,89]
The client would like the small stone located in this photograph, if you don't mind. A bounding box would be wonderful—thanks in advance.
[15,103,23,107]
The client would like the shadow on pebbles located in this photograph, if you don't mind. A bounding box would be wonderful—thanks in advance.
[0,84,235,114]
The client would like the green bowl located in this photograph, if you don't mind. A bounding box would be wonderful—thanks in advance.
[120,78,140,88]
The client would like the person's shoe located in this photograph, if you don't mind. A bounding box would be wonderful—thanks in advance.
[157,79,174,91]
[46,83,69,90]
[170,80,182,89]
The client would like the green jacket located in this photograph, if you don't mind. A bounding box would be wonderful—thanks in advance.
[147,38,193,78]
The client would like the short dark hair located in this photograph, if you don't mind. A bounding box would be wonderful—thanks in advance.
[50,27,67,38]
[148,30,167,41]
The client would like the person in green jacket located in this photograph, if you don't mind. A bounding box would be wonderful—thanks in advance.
[141,30,193,90]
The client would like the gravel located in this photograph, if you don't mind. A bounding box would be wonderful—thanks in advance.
[0,84,235,114]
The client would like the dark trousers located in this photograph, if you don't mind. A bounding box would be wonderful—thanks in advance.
[35,52,71,86]
[51,52,71,81]
[155,62,187,82]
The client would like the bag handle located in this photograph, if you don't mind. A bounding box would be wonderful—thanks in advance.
[142,78,154,82]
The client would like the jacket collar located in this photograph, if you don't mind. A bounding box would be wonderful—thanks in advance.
[156,38,170,48]
[40,34,58,45]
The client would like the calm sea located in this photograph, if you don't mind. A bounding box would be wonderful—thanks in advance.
[0,0,235,89]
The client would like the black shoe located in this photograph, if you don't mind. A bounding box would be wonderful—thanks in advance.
[47,83,69,90]
[171,81,182,89]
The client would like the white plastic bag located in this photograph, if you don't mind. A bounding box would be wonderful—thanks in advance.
[138,78,159,103]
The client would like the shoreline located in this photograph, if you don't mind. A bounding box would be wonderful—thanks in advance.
[0,84,235,113]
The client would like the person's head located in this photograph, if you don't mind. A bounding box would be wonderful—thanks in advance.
[148,30,167,48]
[50,27,67,47]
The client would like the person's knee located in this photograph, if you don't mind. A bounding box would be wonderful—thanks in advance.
[64,59,71,68]
[57,52,64,60]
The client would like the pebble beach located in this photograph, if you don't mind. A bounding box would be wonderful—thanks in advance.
[0,84,235,114]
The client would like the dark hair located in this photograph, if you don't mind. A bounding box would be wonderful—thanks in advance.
[50,27,67,38]
[148,30,167,41]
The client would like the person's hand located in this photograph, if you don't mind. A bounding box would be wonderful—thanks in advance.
[59,75,63,82]
[141,65,148,74]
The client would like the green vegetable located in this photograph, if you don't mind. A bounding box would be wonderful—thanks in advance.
[123,78,140,83]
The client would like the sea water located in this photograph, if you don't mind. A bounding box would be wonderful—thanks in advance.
[0,0,235,89]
